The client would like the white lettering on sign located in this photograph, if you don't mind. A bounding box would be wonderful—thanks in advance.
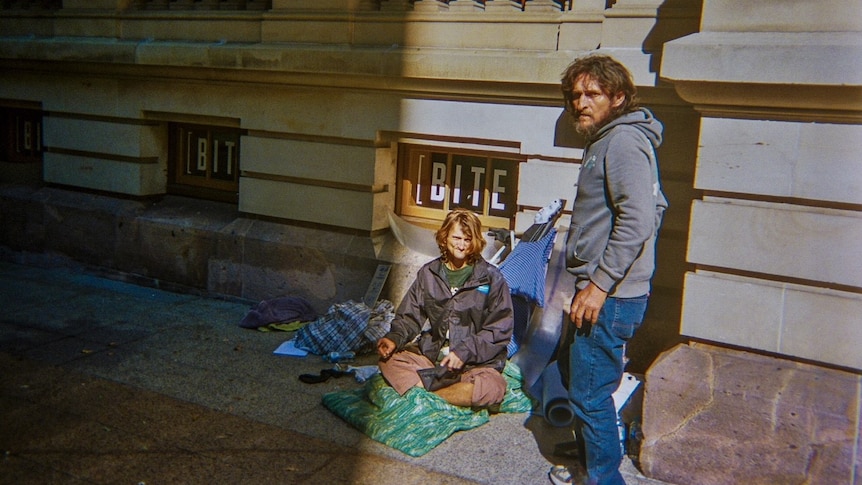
[197,137,207,171]
[470,166,485,207]
[452,164,463,203]
[22,121,32,151]
[185,132,193,174]
[213,140,236,176]
[491,169,507,210]
[224,141,235,175]
[416,154,424,205]
[411,153,517,217]
[431,161,446,202]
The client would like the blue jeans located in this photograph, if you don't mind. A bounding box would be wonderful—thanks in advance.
[567,294,648,485]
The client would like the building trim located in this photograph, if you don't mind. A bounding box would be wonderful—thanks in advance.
[241,171,389,194]
[48,111,161,126]
[250,130,374,148]
[45,147,160,165]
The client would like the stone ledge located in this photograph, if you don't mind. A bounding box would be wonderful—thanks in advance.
[0,36,578,85]
[0,184,412,310]
[662,32,862,86]
[660,32,862,114]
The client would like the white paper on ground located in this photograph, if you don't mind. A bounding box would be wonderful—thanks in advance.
[273,338,309,357]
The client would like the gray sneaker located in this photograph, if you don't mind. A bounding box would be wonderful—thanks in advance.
[548,465,573,485]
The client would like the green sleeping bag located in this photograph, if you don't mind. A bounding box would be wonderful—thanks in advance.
[322,362,534,457]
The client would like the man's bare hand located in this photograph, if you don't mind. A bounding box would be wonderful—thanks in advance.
[440,351,464,371]
[569,282,608,328]
[377,337,396,360]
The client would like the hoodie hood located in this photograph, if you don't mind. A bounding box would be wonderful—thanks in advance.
[592,108,663,150]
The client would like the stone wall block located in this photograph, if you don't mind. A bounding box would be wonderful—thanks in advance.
[241,243,338,307]
[696,117,862,205]
[682,272,862,371]
[701,0,862,33]
[43,117,161,159]
[238,178,375,231]
[641,343,714,445]
[207,217,385,308]
[687,200,862,289]
[241,137,377,185]
[0,186,47,253]
[123,220,211,288]
[114,197,237,289]
[38,189,143,269]
[641,343,861,485]
[207,257,244,298]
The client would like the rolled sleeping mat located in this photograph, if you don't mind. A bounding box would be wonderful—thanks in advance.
[541,360,575,428]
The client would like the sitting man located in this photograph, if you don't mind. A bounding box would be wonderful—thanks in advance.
[376,208,514,408]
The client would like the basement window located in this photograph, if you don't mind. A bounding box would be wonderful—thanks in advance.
[397,143,521,230]
[0,107,43,164]
[168,123,242,203]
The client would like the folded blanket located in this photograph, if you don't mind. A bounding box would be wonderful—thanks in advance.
[322,362,534,457]
[294,300,394,355]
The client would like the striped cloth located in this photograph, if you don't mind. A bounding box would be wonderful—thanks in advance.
[499,228,557,308]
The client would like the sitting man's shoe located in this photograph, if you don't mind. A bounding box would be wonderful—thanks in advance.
[548,465,573,485]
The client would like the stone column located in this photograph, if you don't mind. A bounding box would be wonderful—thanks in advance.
[523,0,559,12]
[357,0,380,9]
[642,1,862,483]
[380,0,412,11]
[272,0,368,10]
[244,0,269,9]
[168,0,195,9]
[557,0,603,51]
[448,0,483,12]
[192,0,219,9]
[62,0,134,8]
[601,0,700,86]
[412,0,448,12]
[484,0,521,12]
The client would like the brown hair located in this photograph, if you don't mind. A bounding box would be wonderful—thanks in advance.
[561,54,639,117]
[435,208,486,265]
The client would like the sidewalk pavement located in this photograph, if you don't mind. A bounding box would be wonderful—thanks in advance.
[0,259,669,485]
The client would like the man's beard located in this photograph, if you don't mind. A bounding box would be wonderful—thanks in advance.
[573,109,617,139]
[575,121,600,139]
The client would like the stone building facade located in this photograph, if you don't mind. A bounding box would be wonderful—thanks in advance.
[642,2,862,483]
[0,1,859,483]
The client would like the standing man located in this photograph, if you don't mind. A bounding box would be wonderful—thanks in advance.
[549,55,668,485]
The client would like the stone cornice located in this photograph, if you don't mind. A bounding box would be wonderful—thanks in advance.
[0,36,573,83]
[661,31,862,117]
[0,37,685,108]
[0,55,566,107]
[0,49,696,111]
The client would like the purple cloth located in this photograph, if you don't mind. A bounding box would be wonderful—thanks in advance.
[239,296,318,329]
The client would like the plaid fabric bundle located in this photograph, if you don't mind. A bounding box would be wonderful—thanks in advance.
[294,299,394,355]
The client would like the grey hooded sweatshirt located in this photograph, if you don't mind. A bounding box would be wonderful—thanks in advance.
[565,107,668,298]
